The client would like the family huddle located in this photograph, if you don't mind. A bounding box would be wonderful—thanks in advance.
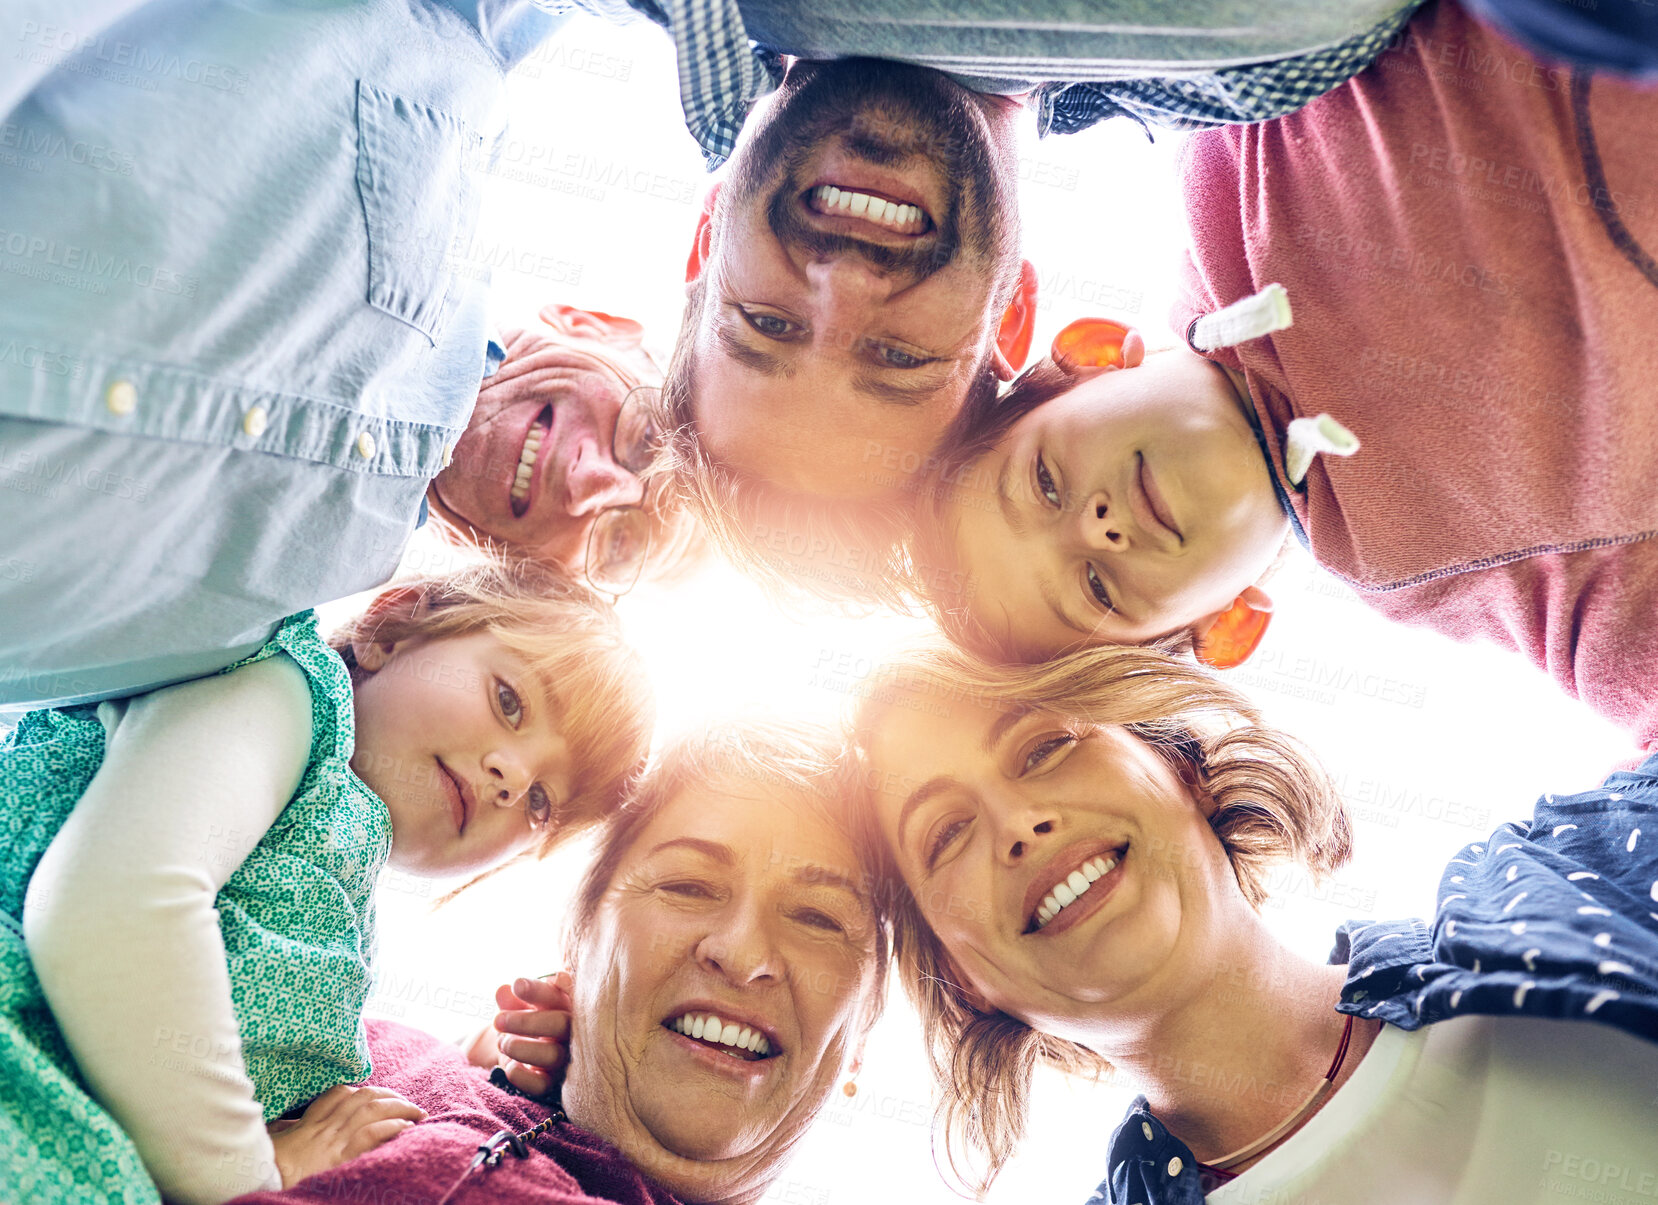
[2,1,1656,1203]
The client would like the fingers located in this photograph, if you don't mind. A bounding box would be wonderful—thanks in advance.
[343,1116,419,1160]
[346,1086,426,1122]
[300,1083,361,1123]
[512,974,573,1012]
[496,981,527,1011]
[496,1034,569,1072]
[503,1058,553,1098]
[494,1007,570,1041]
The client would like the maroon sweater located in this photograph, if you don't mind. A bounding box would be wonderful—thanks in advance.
[1173,0,1658,752]
[229,1021,686,1205]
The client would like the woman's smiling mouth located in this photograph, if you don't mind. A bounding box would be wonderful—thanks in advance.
[1023,846,1128,937]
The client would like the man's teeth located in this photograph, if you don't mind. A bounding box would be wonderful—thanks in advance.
[668,1012,773,1058]
[1033,855,1118,930]
[811,185,925,233]
[508,420,545,505]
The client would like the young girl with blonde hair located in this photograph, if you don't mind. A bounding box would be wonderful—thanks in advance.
[1,557,653,1205]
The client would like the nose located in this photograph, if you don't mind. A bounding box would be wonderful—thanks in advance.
[563,441,643,518]
[1076,488,1132,554]
[989,794,1060,865]
[694,897,781,986]
[804,255,894,340]
[482,746,533,808]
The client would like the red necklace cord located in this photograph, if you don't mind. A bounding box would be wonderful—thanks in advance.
[1195,1012,1357,1180]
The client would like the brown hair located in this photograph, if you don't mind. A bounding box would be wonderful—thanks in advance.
[656,276,1001,611]
[848,642,1351,1196]
[562,720,893,1029]
[330,555,654,856]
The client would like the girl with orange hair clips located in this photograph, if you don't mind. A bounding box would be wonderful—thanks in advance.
[906,0,1658,755]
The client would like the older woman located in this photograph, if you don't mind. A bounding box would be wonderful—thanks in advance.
[852,646,1658,1204]
[231,721,887,1205]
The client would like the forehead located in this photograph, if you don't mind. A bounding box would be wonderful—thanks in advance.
[942,460,1055,658]
[628,774,863,881]
[690,347,954,500]
[861,686,1013,791]
[537,331,659,387]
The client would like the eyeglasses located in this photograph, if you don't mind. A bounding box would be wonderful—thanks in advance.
[584,385,663,598]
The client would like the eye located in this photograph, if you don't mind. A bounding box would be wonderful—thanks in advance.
[875,345,931,369]
[659,880,717,899]
[525,783,554,830]
[1022,734,1078,775]
[740,308,800,339]
[795,908,846,933]
[1086,564,1114,613]
[495,678,525,728]
[1035,454,1062,507]
[925,817,970,870]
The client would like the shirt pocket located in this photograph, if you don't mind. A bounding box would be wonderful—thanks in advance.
[353,80,483,344]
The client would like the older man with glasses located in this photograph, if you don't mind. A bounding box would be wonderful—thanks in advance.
[427,305,703,598]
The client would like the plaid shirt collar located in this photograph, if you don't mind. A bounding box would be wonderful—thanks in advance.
[552,0,1420,167]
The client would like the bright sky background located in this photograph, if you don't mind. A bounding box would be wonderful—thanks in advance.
[337,16,1635,1205]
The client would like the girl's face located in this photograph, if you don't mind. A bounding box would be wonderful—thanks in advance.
[942,349,1287,660]
[862,692,1240,1039]
[350,630,574,877]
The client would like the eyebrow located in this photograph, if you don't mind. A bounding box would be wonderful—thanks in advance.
[643,837,735,864]
[715,326,791,378]
[893,708,1030,851]
[789,864,873,911]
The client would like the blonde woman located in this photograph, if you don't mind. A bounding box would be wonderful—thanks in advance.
[851,645,1658,1203]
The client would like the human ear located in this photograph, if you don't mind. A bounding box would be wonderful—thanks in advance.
[991,259,1040,379]
[538,304,645,349]
[684,183,720,283]
[1193,585,1274,669]
[349,586,428,672]
[1051,317,1146,372]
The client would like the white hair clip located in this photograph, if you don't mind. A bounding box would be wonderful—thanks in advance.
[1285,414,1360,486]
[1189,283,1293,353]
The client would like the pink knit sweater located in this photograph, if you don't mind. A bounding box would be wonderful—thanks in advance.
[1174,0,1658,751]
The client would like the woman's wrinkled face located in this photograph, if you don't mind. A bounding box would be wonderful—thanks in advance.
[862,693,1235,1040]
[562,778,880,1201]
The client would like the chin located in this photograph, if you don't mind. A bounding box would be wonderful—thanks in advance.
[636,1101,762,1164]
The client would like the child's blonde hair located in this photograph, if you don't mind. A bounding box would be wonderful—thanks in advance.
[330,556,654,856]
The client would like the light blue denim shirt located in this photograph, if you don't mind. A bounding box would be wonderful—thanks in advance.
[0,0,563,710]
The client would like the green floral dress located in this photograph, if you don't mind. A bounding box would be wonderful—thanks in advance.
[0,612,392,1203]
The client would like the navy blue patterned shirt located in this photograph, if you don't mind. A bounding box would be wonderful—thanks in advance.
[1099,752,1658,1205]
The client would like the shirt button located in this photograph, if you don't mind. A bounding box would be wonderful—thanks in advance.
[105,379,137,415]
[355,431,376,459]
[1167,1157,1184,1178]
[1141,1122,1154,1142]
[242,405,269,438]
[441,441,454,468]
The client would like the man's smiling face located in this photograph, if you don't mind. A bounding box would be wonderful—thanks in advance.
[683,59,1030,500]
